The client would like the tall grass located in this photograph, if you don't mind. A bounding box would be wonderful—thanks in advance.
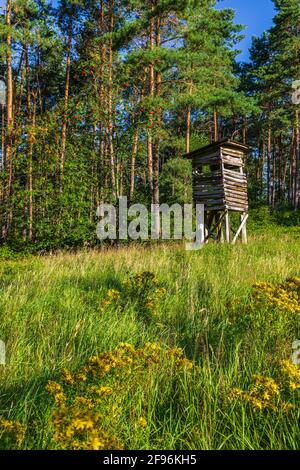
[0,228,299,450]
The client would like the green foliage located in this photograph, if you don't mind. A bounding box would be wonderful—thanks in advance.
[247,206,278,232]
[160,158,192,205]
[247,206,300,233]
[122,271,166,321]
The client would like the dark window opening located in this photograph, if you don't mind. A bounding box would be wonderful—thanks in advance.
[224,163,241,173]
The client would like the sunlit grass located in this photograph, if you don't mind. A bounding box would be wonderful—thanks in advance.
[0,229,299,449]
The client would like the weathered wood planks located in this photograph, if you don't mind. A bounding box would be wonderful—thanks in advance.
[186,141,249,245]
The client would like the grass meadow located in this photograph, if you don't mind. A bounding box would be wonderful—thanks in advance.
[0,227,299,450]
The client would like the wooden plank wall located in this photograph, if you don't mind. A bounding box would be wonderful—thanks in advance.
[192,145,248,213]
[192,150,225,211]
[221,146,248,212]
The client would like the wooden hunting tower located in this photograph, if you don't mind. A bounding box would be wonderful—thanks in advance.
[185,139,249,244]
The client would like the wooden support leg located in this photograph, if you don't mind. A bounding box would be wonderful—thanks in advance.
[225,211,230,243]
[204,212,208,242]
[241,212,248,244]
[211,212,217,243]
[220,228,225,244]
[205,211,214,243]
[232,213,249,245]
[216,211,224,243]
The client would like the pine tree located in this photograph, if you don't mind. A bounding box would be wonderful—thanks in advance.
[244,0,300,208]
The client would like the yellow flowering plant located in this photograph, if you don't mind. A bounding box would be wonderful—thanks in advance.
[0,418,26,449]
[46,343,193,450]
[226,276,300,339]
[229,360,300,414]
[100,272,166,321]
[122,272,166,320]
[253,277,300,315]
[280,360,300,391]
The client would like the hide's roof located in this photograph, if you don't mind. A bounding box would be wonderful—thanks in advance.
[184,139,249,159]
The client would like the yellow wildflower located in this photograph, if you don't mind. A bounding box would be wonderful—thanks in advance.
[62,369,75,385]
[107,289,121,300]
[280,360,300,390]
[74,396,95,409]
[137,417,148,428]
[0,418,26,446]
[90,386,113,398]
[46,381,64,395]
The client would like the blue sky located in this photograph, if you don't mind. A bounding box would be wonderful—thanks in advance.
[216,0,275,60]
[0,0,275,61]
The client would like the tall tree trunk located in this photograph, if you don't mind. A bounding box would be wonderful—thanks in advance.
[60,18,73,193]
[282,149,288,204]
[147,7,155,194]
[24,44,30,241]
[130,123,139,202]
[152,14,161,238]
[256,136,265,199]
[185,81,192,153]
[1,105,4,170]
[260,134,265,195]
[290,129,296,205]
[186,106,191,154]
[3,0,14,240]
[98,0,106,202]
[278,134,283,203]
[272,139,276,207]
[267,126,271,206]
[213,111,218,142]
[294,109,299,209]
[28,92,37,241]
[242,117,247,145]
[108,0,117,199]
[16,54,26,116]
[25,44,36,241]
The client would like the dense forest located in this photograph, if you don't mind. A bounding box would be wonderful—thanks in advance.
[0,0,299,250]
